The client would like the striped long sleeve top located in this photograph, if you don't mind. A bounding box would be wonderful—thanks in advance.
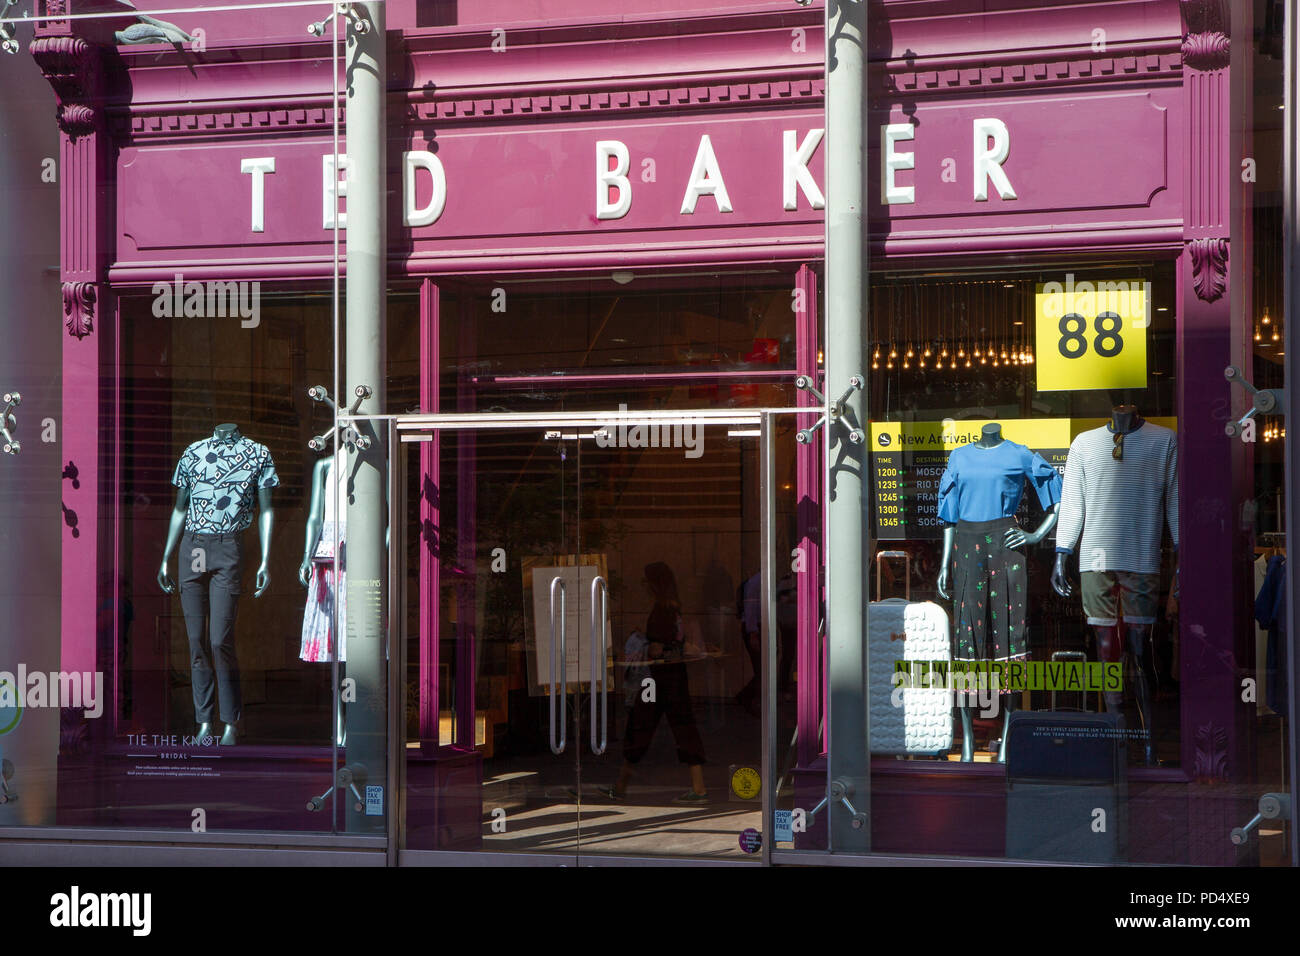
[1054,422,1179,575]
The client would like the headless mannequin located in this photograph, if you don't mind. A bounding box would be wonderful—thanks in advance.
[299,452,347,747]
[937,423,1060,762]
[157,423,274,746]
[1050,405,1159,766]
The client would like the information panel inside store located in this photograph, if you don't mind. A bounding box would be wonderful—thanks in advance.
[870,418,1174,540]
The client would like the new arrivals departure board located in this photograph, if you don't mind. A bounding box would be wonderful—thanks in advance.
[869,417,1176,540]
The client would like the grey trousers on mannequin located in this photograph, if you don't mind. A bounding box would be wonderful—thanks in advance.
[179,531,244,724]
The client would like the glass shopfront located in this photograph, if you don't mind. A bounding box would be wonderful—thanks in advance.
[769,0,1295,866]
[0,0,1295,871]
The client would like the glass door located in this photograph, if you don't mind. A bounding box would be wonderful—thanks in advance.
[570,414,767,861]
[399,410,774,862]
[401,419,581,862]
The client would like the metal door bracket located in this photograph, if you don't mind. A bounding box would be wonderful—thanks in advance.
[1223,366,1286,438]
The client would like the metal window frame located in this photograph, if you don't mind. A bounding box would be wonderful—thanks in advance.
[1283,0,1300,870]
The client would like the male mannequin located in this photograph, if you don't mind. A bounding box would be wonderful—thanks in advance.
[1051,405,1178,766]
[158,423,278,746]
[936,423,1062,762]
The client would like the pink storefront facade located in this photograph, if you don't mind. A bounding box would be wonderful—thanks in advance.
[0,0,1293,867]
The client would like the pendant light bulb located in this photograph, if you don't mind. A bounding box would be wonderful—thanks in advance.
[1263,307,1272,325]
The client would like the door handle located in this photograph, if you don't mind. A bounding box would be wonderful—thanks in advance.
[549,575,567,755]
[590,575,608,755]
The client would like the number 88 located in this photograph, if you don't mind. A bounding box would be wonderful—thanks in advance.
[1057,311,1124,359]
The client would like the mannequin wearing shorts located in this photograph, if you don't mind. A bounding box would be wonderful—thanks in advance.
[1052,405,1179,766]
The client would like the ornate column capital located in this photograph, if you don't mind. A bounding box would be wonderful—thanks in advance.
[30,35,104,139]
[62,281,97,339]
[1187,237,1229,302]
[1180,0,1230,70]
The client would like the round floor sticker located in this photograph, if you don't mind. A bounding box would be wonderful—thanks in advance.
[0,676,21,737]
[730,766,761,800]
[739,828,763,854]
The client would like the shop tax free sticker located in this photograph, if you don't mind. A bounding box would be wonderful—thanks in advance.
[1034,277,1149,392]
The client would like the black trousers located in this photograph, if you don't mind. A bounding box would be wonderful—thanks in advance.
[622,664,706,766]
[179,531,244,724]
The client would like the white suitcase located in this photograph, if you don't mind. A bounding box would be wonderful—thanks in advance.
[868,551,954,756]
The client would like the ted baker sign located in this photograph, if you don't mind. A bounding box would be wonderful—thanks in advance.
[232,119,1017,233]
[115,91,1173,262]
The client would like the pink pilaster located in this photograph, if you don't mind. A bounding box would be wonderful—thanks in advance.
[1176,0,1256,865]
[31,28,113,682]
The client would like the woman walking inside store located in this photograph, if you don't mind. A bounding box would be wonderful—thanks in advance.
[607,561,708,803]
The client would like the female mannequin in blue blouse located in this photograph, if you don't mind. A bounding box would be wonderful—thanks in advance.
[936,423,1061,762]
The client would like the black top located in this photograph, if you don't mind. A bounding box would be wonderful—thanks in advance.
[646,604,684,660]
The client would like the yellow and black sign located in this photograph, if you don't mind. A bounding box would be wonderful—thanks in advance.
[730,766,761,800]
[1035,278,1148,392]
[868,416,1175,540]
